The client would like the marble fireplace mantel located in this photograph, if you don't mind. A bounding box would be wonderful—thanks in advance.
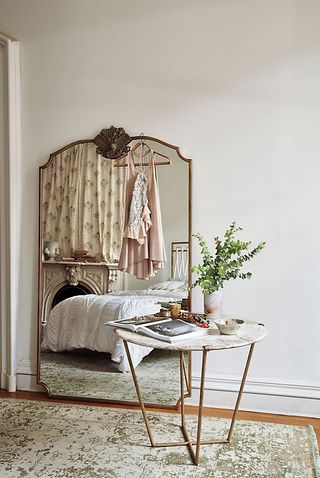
[40,260,120,325]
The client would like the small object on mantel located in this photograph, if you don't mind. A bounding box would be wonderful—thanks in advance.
[214,317,244,335]
[72,249,88,257]
[72,249,99,262]
[61,257,75,262]
[81,256,99,263]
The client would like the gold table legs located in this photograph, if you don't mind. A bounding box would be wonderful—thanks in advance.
[123,341,255,466]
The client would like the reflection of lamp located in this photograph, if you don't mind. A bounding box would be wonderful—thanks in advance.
[43,240,60,261]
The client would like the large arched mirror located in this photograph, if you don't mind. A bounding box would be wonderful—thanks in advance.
[37,126,192,408]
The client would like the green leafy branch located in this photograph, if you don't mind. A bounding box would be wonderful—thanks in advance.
[191,222,266,294]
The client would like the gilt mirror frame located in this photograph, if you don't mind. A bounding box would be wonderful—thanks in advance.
[37,127,192,409]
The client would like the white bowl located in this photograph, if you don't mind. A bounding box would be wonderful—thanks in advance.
[214,317,244,335]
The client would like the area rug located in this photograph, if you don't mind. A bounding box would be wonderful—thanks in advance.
[0,398,319,478]
[40,349,182,405]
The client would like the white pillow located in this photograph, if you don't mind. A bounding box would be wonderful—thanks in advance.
[149,281,170,291]
[149,280,186,291]
[166,280,186,291]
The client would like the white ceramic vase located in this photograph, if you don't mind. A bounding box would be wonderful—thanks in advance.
[204,290,223,324]
[43,240,60,261]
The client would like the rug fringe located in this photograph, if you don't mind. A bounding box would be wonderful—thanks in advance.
[307,425,320,478]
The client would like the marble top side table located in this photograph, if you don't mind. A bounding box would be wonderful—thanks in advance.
[116,321,266,466]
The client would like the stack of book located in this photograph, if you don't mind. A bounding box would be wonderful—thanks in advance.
[72,250,98,262]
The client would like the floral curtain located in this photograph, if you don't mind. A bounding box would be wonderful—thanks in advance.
[42,142,126,262]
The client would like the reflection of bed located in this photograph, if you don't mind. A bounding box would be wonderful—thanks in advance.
[41,295,161,372]
[42,242,189,372]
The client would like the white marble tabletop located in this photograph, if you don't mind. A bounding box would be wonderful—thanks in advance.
[115,321,267,352]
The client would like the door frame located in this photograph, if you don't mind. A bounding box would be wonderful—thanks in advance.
[0,32,21,392]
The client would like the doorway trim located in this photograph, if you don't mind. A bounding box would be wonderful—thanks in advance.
[0,32,21,392]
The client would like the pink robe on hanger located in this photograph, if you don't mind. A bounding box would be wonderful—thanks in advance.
[118,151,166,280]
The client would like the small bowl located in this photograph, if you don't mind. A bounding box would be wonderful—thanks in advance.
[214,317,244,335]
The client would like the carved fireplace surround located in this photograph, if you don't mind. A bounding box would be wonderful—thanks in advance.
[40,260,119,326]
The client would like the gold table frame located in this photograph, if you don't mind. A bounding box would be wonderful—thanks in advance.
[123,339,255,466]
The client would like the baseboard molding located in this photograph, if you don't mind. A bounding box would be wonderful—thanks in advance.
[191,373,320,400]
[16,374,43,392]
[1,369,40,393]
[16,359,37,375]
[1,371,8,389]
[16,360,42,392]
[188,373,320,417]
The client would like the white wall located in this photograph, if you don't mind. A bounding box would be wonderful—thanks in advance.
[0,0,319,415]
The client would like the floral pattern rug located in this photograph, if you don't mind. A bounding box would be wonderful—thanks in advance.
[0,398,319,478]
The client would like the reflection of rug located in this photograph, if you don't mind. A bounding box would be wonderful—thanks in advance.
[40,349,182,405]
[1,398,319,478]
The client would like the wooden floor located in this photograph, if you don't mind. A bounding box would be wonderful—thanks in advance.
[1,390,319,446]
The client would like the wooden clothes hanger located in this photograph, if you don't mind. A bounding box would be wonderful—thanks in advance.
[113,138,171,167]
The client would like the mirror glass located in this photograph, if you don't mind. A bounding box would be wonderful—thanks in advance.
[38,133,191,407]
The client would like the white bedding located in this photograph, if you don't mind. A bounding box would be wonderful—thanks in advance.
[41,295,161,372]
[109,288,187,301]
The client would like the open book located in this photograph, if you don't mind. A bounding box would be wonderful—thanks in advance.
[106,316,207,343]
